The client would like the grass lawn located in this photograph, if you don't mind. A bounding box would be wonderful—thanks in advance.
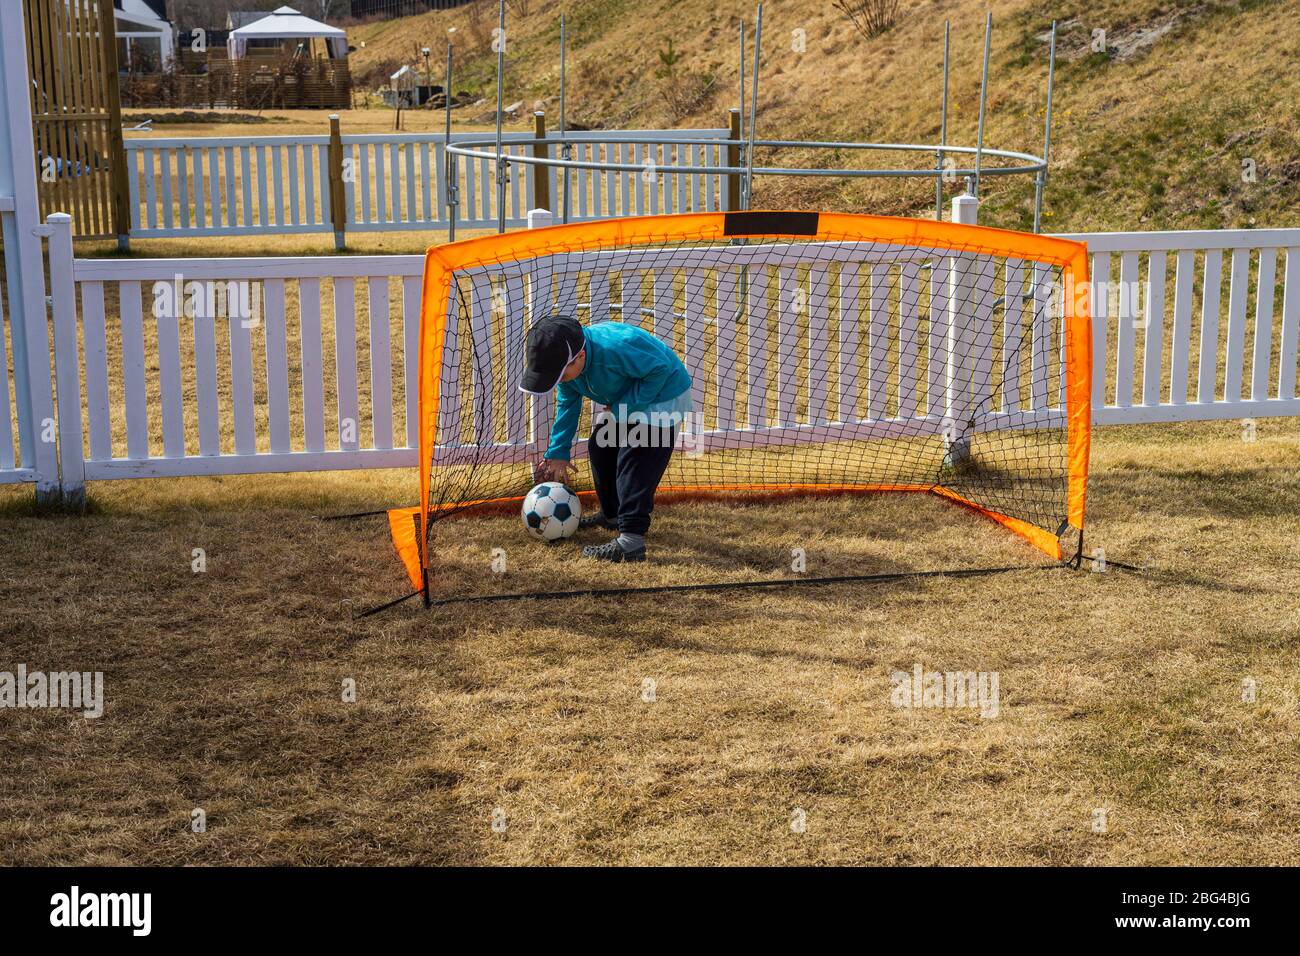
[1,418,1297,865]
[4,0,1297,870]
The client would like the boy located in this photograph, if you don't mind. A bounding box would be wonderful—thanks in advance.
[520,315,693,563]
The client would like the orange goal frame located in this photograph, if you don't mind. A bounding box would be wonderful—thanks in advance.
[392,211,1092,593]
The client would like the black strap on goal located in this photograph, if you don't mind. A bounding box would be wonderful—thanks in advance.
[418,562,1064,609]
[1071,532,1146,572]
[723,210,819,237]
[353,586,427,619]
[352,557,1149,619]
[319,507,413,521]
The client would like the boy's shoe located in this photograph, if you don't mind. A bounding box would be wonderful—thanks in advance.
[582,538,646,563]
[579,513,617,531]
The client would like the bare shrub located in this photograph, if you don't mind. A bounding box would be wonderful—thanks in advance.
[835,0,902,40]
[464,0,497,53]
[353,57,404,91]
[653,39,716,122]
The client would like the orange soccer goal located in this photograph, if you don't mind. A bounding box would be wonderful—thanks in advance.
[382,210,1091,609]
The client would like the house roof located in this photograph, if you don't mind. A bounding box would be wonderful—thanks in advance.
[227,11,273,30]
[114,0,170,27]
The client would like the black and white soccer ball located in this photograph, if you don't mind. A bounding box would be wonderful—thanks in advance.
[521,482,581,542]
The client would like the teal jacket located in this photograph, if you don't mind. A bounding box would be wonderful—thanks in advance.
[544,322,692,461]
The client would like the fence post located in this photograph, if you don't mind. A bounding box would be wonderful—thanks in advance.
[98,0,132,252]
[8,215,58,503]
[328,113,347,250]
[726,108,741,212]
[46,213,85,508]
[951,186,979,226]
[531,111,550,214]
[0,11,59,503]
[527,208,553,230]
[945,184,980,466]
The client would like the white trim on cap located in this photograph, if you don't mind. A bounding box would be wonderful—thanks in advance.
[519,342,577,395]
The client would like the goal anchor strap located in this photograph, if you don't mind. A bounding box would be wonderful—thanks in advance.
[353,557,1144,620]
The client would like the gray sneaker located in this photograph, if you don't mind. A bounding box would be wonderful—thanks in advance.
[582,538,646,563]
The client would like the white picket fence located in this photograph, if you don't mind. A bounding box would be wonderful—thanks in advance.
[46,221,425,489]
[28,213,1299,501]
[122,129,732,238]
[1059,229,1300,423]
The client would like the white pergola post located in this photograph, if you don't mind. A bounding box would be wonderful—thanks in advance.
[0,3,60,502]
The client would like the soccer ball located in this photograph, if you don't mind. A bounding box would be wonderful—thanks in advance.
[521,482,581,542]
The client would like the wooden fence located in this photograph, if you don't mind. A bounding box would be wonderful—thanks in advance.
[31,213,1300,502]
[122,55,351,111]
[24,0,130,242]
[229,59,351,110]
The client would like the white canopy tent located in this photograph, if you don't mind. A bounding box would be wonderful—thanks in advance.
[226,6,348,61]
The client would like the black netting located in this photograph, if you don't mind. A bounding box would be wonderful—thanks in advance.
[422,221,1081,587]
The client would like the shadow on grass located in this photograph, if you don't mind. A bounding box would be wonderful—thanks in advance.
[0,491,100,519]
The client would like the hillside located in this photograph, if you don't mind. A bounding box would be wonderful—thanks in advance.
[345,0,1300,233]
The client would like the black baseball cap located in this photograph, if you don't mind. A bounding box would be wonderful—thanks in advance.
[520,314,585,394]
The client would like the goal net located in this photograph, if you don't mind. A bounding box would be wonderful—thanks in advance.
[388,211,1091,602]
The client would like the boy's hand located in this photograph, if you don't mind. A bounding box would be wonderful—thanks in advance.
[534,458,574,485]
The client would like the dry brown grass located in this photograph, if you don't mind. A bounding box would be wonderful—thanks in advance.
[3,0,1299,867]
[1,418,1298,865]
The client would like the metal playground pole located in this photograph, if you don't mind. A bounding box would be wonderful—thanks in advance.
[973,12,991,199]
[560,14,571,224]
[744,3,763,210]
[494,0,507,234]
[445,41,457,242]
[1034,21,1058,234]
[738,18,745,164]
[935,20,950,221]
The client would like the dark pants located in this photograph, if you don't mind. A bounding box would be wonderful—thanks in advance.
[588,420,676,536]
